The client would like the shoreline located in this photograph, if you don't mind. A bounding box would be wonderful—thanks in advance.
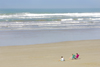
[0,39,100,47]
[0,39,100,67]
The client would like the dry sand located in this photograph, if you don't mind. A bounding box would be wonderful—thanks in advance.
[0,39,100,67]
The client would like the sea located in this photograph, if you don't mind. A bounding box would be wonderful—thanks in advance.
[0,8,100,46]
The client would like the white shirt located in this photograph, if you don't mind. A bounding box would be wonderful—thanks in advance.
[61,58,65,61]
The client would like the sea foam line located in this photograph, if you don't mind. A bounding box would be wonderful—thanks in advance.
[0,13,100,19]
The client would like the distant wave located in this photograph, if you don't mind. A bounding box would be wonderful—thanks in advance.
[0,12,100,30]
[0,12,100,19]
[0,21,100,30]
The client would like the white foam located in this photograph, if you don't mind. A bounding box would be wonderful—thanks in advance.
[89,18,100,20]
[78,18,83,20]
[23,13,100,17]
[1,12,100,19]
[61,19,73,21]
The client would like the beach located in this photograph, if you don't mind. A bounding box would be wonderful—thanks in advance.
[0,39,100,67]
[0,8,100,67]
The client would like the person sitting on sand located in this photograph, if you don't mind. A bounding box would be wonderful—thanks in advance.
[60,56,65,61]
[72,54,76,60]
[76,53,79,59]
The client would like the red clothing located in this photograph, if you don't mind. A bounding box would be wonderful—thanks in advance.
[76,54,79,58]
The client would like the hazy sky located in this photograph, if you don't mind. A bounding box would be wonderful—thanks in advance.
[0,0,100,9]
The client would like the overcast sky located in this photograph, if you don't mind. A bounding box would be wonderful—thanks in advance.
[0,0,100,9]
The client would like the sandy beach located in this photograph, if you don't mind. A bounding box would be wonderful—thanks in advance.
[0,39,100,67]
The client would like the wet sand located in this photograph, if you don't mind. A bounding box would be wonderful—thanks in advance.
[0,39,100,67]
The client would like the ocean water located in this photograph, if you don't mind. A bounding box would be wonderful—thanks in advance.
[0,8,100,46]
[0,8,100,30]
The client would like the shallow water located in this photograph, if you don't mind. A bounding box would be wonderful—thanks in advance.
[0,28,100,46]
